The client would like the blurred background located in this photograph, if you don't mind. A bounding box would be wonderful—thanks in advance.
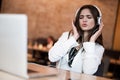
[0,0,120,79]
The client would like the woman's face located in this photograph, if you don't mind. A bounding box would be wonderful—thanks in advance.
[79,9,95,31]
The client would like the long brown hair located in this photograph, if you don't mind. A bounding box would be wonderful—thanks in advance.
[72,5,103,46]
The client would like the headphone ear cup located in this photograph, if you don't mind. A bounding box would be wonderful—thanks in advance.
[98,17,101,25]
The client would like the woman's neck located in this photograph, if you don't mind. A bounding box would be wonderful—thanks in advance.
[83,32,89,42]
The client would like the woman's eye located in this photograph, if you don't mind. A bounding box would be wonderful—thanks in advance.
[87,15,92,19]
[79,15,84,19]
[79,15,93,19]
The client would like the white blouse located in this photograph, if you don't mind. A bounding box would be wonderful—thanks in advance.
[48,32,104,75]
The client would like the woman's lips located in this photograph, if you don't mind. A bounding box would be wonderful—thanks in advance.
[82,24,87,27]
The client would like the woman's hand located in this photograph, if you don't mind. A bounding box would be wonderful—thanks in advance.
[72,21,80,40]
[90,22,104,42]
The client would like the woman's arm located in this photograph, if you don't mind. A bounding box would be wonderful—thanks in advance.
[82,42,104,74]
[48,32,79,62]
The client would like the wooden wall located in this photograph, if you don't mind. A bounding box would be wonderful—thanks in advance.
[113,1,120,51]
[1,0,119,50]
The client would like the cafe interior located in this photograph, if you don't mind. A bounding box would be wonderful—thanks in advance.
[0,0,120,80]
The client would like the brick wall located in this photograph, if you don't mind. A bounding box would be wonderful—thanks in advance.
[1,0,119,49]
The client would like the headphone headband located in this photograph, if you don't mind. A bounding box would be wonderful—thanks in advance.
[94,5,102,25]
[75,5,102,17]
[74,7,80,18]
[93,5,102,17]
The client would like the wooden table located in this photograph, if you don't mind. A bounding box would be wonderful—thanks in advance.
[0,63,113,80]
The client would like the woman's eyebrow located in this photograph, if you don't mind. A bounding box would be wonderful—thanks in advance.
[80,14,92,16]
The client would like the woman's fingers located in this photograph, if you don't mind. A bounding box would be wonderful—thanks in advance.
[90,22,104,42]
[72,21,79,40]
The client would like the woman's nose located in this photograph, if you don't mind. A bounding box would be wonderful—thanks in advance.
[83,17,87,22]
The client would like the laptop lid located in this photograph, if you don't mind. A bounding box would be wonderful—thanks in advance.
[0,14,58,79]
[0,14,28,78]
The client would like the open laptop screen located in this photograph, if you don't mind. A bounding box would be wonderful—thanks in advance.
[0,14,28,78]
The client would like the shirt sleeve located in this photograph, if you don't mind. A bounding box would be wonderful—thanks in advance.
[82,42,104,74]
[48,32,79,62]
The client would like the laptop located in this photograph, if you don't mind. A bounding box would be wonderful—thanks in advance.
[0,14,58,79]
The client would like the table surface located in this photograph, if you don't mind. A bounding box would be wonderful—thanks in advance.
[0,63,113,80]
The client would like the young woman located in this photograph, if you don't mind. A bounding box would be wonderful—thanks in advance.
[48,4,104,75]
